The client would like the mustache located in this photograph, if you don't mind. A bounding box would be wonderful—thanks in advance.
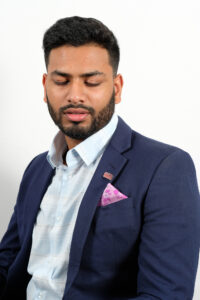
[59,104,95,115]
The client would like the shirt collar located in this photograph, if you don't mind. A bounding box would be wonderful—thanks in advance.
[47,113,118,168]
[47,131,67,168]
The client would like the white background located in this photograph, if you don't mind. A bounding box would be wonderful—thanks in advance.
[0,0,199,298]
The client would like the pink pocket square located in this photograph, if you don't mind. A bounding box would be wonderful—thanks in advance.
[98,183,128,207]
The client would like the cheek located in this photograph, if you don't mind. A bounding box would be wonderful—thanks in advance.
[48,86,63,99]
[46,86,65,108]
[89,89,112,111]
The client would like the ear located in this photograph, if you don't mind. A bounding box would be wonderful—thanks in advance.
[42,74,48,103]
[113,74,123,104]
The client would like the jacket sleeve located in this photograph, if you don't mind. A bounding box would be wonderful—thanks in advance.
[132,149,200,299]
[0,205,20,296]
[0,155,40,296]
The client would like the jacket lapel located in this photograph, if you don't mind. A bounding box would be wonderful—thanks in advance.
[14,155,55,282]
[23,157,55,240]
[64,117,134,295]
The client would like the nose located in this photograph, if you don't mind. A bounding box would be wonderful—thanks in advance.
[66,81,85,104]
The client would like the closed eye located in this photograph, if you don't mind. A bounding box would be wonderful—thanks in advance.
[53,80,101,87]
[85,82,101,87]
[54,80,69,85]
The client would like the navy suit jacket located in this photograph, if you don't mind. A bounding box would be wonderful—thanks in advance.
[0,117,200,299]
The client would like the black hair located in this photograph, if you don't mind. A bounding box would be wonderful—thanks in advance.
[43,16,120,75]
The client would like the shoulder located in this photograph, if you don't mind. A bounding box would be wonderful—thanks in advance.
[21,151,51,180]
[132,132,199,192]
[134,130,193,165]
[133,130,187,160]
[117,117,196,177]
[25,151,49,170]
[117,116,180,157]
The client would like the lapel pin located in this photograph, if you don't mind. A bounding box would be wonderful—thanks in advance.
[103,172,113,181]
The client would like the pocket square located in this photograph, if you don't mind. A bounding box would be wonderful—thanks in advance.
[98,183,128,207]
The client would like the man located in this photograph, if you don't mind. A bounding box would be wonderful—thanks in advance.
[0,16,199,300]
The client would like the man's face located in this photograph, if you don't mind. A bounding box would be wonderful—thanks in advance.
[43,44,123,142]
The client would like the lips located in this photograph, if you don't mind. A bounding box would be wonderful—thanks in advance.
[63,108,89,122]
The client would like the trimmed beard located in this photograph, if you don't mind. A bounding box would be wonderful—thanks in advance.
[46,90,115,140]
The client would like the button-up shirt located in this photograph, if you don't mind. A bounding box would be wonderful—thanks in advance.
[26,113,118,300]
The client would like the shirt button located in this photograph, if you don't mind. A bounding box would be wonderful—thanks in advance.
[56,216,61,221]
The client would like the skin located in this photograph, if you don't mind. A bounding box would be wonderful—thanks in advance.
[42,44,123,150]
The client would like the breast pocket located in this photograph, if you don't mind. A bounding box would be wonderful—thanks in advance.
[94,196,136,233]
[82,197,137,271]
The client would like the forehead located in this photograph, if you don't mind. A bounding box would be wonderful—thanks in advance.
[47,44,112,74]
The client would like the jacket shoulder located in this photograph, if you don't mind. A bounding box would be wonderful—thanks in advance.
[133,130,180,156]
[21,151,50,181]
[115,117,193,168]
[129,129,197,180]
[25,151,49,171]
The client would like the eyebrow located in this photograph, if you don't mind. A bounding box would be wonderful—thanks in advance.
[50,70,105,78]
